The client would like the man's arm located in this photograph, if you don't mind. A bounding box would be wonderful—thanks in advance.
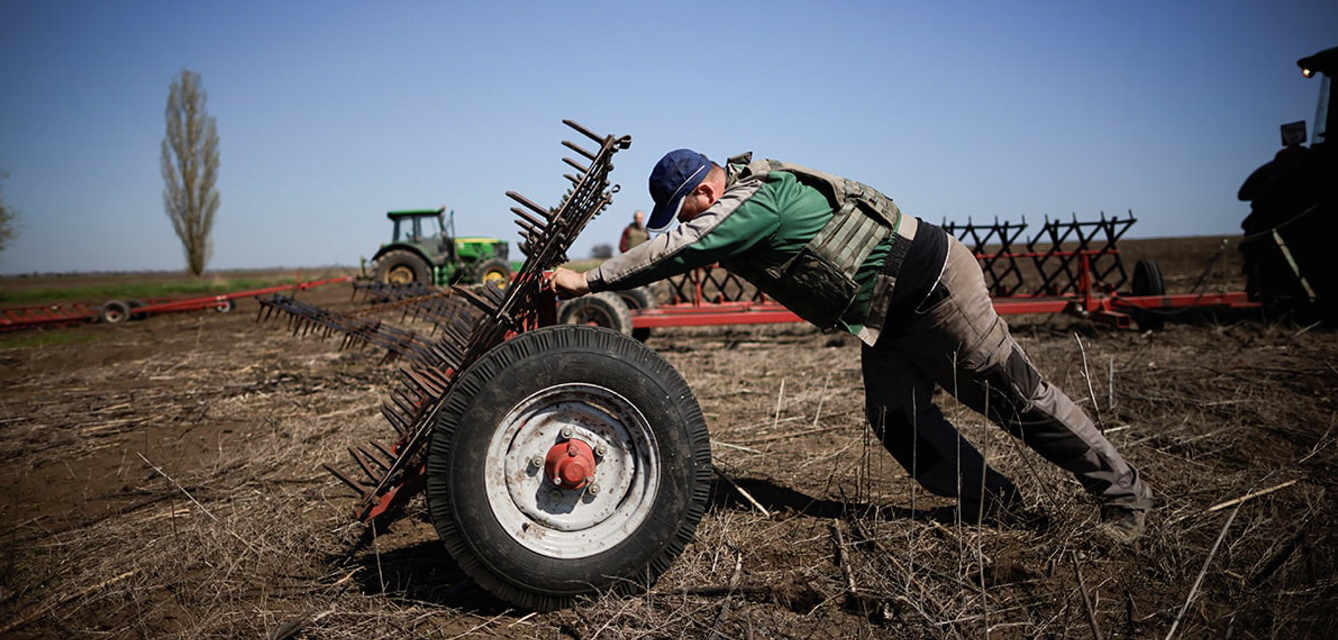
[549,267,590,298]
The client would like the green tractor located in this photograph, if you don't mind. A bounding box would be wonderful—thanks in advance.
[1238,46,1338,323]
[370,207,513,287]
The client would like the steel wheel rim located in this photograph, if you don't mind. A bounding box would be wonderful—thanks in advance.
[571,305,613,327]
[484,382,660,558]
[387,265,414,285]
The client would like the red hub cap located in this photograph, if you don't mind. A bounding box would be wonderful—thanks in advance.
[545,438,596,490]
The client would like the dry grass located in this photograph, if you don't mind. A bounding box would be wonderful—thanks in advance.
[1,265,1336,639]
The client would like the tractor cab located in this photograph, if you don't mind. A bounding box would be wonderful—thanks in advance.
[388,208,454,259]
[1238,46,1338,322]
[1298,47,1336,148]
[372,207,513,287]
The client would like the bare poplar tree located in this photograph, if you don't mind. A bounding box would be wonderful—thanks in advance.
[161,69,220,276]
[0,168,16,256]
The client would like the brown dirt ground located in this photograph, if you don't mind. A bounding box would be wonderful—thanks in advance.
[2,238,1336,639]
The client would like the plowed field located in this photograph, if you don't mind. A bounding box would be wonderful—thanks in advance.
[2,237,1335,639]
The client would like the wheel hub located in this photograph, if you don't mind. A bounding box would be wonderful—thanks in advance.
[545,438,596,490]
[484,383,660,558]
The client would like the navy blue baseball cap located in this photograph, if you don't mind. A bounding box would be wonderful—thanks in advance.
[647,149,712,232]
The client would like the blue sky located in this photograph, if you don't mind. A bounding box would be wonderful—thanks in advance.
[1,1,1334,275]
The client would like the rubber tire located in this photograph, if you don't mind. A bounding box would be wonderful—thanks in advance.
[1131,260,1166,331]
[214,298,236,313]
[101,300,131,324]
[424,325,711,611]
[557,291,633,336]
[617,287,656,342]
[1131,259,1165,297]
[474,257,512,287]
[375,250,433,286]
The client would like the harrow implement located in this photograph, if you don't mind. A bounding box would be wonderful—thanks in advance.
[262,120,632,521]
[1,276,352,332]
[628,212,1256,331]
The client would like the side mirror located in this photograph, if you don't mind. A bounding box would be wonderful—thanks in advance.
[1280,120,1307,147]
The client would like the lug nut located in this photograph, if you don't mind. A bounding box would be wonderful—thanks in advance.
[594,443,608,456]
[529,455,544,468]
[587,482,601,495]
[560,426,574,438]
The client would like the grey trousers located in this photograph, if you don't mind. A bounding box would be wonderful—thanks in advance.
[862,235,1152,510]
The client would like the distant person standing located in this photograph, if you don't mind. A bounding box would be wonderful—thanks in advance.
[619,210,650,253]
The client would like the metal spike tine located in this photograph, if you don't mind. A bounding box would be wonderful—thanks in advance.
[514,218,547,239]
[421,364,452,388]
[506,191,555,219]
[562,157,589,174]
[564,174,580,185]
[428,341,459,363]
[390,381,424,406]
[411,369,445,396]
[380,405,407,436]
[382,396,413,422]
[348,447,382,483]
[433,350,461,372]
[391,391,420,418]
[482,284,507,304]
[443,320,471,344]
[395,363,421,384]
[355,444,393,471]
[561,139,596,161]
[371,440,397,462]
[323,463,372,496]
[510,206,550,230]
[562,119,604,144]
[396,372,428,398]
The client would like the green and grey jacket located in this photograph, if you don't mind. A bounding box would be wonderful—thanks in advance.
[586,153,948,345]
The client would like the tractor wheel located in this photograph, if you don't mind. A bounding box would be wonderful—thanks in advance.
[616,287,656,342]
[100,300,131,324]
[474,257,513,287]
[214,298,236,313]
[375,250,433,286]
[424,325,711,611]
[557,291,633,336]
[1131,260,1166,331]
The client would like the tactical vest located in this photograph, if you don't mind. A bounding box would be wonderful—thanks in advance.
[720,153,905,331]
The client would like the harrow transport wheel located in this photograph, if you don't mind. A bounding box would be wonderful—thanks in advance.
[557,291,633,336]
[424,325,711,611]
[617,286,656,341]
[474,257,513,287]
[375,249,432,286]
[1131,259,1166,331]
[1132,259,1165,297]
[100,300,131,324]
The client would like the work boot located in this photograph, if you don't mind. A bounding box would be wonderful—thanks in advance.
[1098,482,1154,543]
[1099,504,1148,543]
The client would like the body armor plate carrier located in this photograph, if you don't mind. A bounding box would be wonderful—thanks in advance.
[721,153,905,332]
